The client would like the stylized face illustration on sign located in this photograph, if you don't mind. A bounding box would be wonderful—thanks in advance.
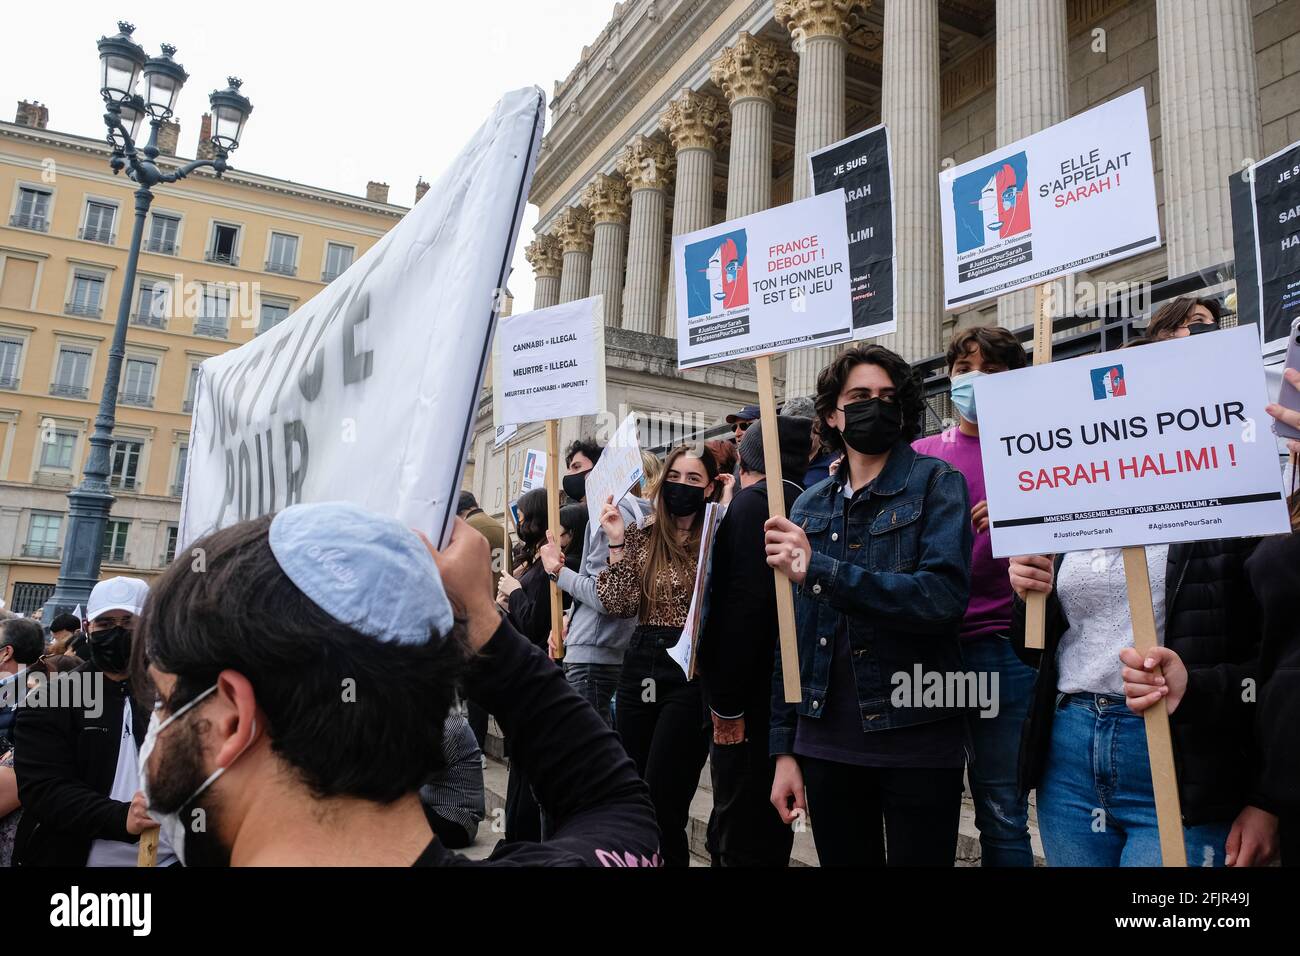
[705,237,746,315]
[978,164,1026,239]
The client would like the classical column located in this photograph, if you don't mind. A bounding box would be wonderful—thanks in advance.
[995,0,1068,330]
[554,205,594,303]
[524,234,563,310]
[660,88,725,337]
[877,0,941,361]
[777,0,863,396]
[581,173,631,326]
[618,134,674,334]
[1157,0,1261,278]
[711,31,795,219]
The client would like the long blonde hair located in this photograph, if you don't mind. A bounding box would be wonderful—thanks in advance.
[640,445,719,613]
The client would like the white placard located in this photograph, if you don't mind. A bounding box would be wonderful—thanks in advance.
[583,413,643,527]
[494,423,518,448]
[179,87,544,549]
[493,296,605,427]
[976,326,1291,557]
[940,88,1160,311]
[673,191,854,369]
[668,502,723,678]
[519,448,547,493]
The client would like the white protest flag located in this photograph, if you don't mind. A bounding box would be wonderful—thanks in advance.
[582,413,643,527]
[494,423,519,448]
[180,88,545,548]
[976,325,1291,557]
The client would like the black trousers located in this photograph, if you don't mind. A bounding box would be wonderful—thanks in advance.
[800,756,964,866]
[466,700,490,752]
[707,716,794,867]
[616,626,710,867]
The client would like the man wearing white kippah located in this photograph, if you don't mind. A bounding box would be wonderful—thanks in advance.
[130,502,660,866]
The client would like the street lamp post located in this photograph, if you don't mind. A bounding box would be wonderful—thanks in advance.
[41,22,251,621]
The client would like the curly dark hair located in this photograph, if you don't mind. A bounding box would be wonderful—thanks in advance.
[813,344,925,453]
[564,437,603,469]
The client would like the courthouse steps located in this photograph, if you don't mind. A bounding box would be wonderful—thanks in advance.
[475,719,1045,866]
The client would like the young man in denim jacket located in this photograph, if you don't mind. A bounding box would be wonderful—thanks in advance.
[764,345,973,866]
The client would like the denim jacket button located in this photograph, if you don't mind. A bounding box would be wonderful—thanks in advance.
[819,637,827,646]
[831,532,838,541]
[811,700,820,710]
[811,582,822,595]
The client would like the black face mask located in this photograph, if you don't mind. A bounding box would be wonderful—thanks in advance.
[1186,321,1218,335]
[661,480,706,517]
[87,625,132,673]
[562,470,589,502]
[839,398,903,456]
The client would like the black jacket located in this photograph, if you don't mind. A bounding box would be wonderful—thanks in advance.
[416,614,659,865]
[13,660,146,866]
[1244,534,1299,815]
[507,559,570,651]
[1009,538,1261,826]
[698,479,798,721]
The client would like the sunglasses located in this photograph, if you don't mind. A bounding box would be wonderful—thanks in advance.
[734,420,754,431]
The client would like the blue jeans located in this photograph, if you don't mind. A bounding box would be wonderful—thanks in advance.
[963,634,1035,867]
[563,661,621,728]
[1037,693,1231,867]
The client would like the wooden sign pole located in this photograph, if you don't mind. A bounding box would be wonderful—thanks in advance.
[137,827,159,867]
[545,420,564,660]
[756,355,801,704]
[1121,546,1188,866]
[501,440,512,568]
[1023,283,1055,650]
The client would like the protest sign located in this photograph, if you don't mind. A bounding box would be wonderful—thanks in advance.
[672,191,853,369]
[494,423,519,448]
[583,413,643,527]
[668,503,723,679]
[492,296,605,427]
[1230,139,1300,354]
[939,88,1159,310]
[180,87,544,549]
[520,448,547,492]
[976,325,1291,558]
[809,123,896,339]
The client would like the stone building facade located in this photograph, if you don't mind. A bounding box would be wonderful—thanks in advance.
[467,0,1299,520]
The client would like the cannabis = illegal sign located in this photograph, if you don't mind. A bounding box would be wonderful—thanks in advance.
[974,325,1291,557]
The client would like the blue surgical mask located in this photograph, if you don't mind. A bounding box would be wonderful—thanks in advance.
[950,370,985,424]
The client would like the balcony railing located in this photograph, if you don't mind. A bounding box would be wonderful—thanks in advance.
[182,398,193,413]
[145,237,177,255]
[65,301,102,318]
[21,543,61,559]
[0,375,17,390]
[170,482,186,497]
[101,550,130,566]
[159,551,178,568]
[109,475,137,490]
[79,225,116,244]
[119,391,153,408]
[322,269,344,283]
[193,320,229,338]
[204,249,239,267]
[265,260,296,276]
[49,383,89,399]
[131,311,167,328]
[10,213,48,232]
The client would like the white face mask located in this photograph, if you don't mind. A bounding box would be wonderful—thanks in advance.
[138,683,256,866]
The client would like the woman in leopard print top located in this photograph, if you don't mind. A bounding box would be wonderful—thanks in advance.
[593,444,727,867]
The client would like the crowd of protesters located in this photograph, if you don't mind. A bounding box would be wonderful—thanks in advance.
[0,297,1295,868]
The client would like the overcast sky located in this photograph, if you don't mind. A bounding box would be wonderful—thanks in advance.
[0,0,621,310]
